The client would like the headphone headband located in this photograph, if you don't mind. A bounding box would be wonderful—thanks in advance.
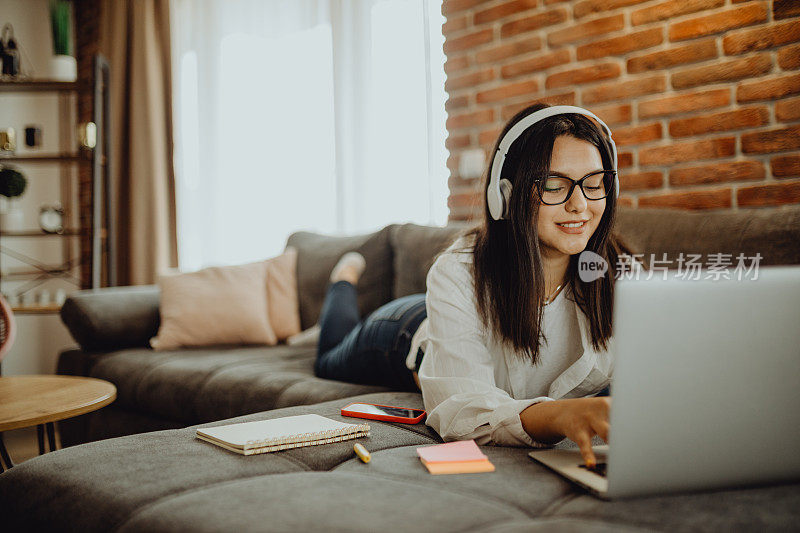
[486,105,619,221]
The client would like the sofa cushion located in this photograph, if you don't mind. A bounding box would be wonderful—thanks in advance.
[614,205,800,268]
[389,223,472,298]
[2,392,798,533]
[287,225,394,330]
[150,260,278,351]
[265,247,302,340]
[117,470,531,533]
[0,392,438,533]
[85,345,389,424]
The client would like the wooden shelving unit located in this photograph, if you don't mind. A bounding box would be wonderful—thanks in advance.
[0,66,111,314]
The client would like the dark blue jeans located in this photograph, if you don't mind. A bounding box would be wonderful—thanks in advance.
[315,281,427,391]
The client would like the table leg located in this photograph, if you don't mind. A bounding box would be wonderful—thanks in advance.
[45,422,57,452]
[0,432,13,471]
[37,424,46,454]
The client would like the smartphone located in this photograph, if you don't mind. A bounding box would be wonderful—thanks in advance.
[341,402,426,424]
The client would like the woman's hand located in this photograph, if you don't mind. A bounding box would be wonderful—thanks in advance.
[520,397,611,467]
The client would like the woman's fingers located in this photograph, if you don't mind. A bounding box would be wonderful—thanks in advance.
[591,419,610,443]
[574,432,596,468]
[539,397,611,467]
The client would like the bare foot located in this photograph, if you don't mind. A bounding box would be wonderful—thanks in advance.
[330,252,366,285]
[286,324,321,346]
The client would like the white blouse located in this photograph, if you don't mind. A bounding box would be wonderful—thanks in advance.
[417,237,626,448]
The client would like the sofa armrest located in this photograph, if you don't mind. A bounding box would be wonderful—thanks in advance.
[60,285,161,352]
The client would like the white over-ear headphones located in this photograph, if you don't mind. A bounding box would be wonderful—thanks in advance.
[486,105,619,221]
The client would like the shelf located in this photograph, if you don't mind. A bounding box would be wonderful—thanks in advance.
[0,153,85,163]
[11,304,62,315]
[0,229,82,237]
[0,81,80,93]
[0,55,111,291]
[1,267,74,278]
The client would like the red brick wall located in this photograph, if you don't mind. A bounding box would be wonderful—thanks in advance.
[442,0,800,221]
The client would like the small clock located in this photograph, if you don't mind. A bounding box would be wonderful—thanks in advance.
[39,204,65,234]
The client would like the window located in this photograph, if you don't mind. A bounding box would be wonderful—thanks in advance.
[172,0,448,269]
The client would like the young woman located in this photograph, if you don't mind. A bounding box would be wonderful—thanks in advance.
[313,102,639,467]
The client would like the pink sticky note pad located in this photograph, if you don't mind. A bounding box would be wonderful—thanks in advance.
[416,440,487,463]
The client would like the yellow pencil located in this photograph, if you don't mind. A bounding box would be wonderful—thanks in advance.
[354,442,371,463]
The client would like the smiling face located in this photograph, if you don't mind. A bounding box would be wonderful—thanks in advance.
[536,135,608,260]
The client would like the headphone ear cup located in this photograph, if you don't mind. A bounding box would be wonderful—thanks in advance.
[499,179,512,219]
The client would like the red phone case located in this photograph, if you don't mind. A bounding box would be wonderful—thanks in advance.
[341,402,426,424]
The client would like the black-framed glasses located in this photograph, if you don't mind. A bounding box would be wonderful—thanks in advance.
[535,170,616,205]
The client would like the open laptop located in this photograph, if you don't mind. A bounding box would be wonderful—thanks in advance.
[529,265,800,499]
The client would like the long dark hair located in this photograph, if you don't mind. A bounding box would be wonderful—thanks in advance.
[462,102,636,365]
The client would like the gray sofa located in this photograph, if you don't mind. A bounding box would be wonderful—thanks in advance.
[2,206,800,532]
[54,221,469,447]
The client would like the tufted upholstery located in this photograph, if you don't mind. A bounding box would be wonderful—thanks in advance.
[1,392,797,532]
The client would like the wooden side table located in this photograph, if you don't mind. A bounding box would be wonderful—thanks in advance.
[0,375,116,471]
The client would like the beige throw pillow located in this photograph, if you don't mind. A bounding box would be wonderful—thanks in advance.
[150,261,277,351]
[265,247,301,341]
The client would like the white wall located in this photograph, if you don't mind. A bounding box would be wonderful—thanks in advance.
[0,0,81,375]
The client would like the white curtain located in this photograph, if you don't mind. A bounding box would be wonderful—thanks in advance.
[171,0,449,270]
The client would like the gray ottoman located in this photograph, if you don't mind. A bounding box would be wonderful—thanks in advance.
[1,392,798,532]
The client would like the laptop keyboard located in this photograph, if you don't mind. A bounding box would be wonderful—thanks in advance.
[578,462,607,477]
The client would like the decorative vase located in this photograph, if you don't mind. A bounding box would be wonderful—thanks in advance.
[49,55,77,82]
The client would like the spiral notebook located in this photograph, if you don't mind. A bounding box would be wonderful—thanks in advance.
[196,414,371,455]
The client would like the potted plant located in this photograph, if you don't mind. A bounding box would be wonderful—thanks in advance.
[49,0,76,81]
[0,166,27,231]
